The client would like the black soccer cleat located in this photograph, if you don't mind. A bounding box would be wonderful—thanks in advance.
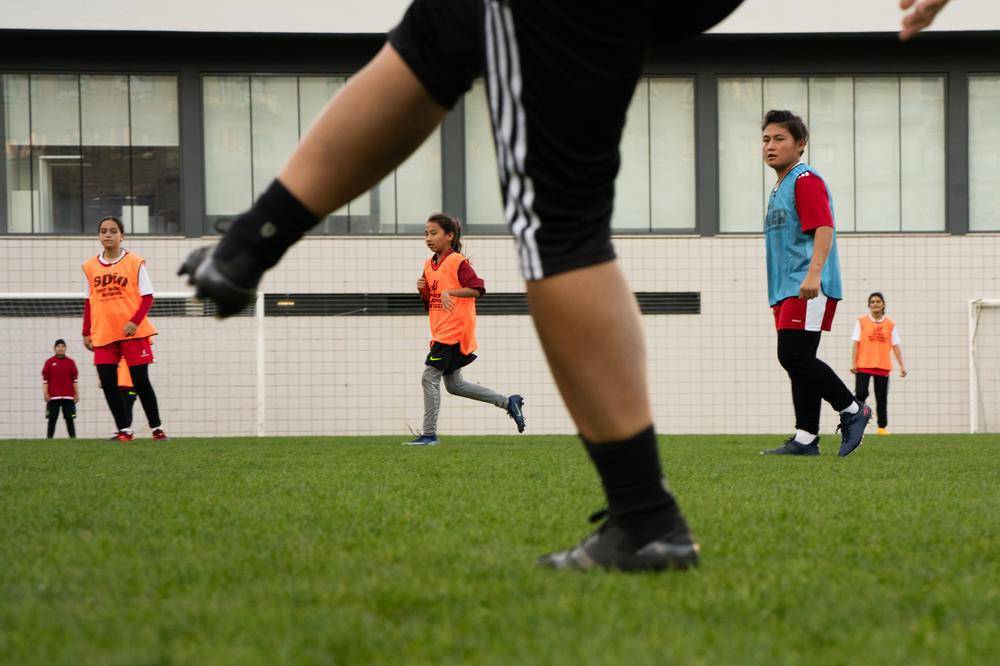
[178,246,260,318]
[836,401,873,457]
[537,509,700,572]
[760,435,821,456]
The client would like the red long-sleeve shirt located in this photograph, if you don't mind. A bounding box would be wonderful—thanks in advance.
[42,355,78,400]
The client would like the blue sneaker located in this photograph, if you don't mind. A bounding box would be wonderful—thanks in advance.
[506,395,526,433]
[401,434,439,446]
[836,401,873,457]
[760,436,821,456]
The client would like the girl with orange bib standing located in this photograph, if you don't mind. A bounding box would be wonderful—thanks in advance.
[402,213,526,446]
[851,292,906,435]
[82,216,168,442]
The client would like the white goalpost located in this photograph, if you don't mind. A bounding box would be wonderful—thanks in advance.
[969,298,1000,433]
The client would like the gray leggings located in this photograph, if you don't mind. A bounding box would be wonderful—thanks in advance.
[422,365,508,435]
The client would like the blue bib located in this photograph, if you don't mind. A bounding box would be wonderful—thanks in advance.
[765,163,842,306]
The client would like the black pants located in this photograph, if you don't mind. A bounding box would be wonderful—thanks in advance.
[97,363,161,431]
[46,399,76,438]
[777,330,854,435]
[855,372,889,428]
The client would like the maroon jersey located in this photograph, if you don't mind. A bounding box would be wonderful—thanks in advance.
[42,355,78,400]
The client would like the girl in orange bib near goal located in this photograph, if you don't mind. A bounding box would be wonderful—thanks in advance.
[402,213,526,446]
[82,216,168,442]
[851,292,907,435]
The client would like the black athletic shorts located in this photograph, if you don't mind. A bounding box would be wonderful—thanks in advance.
[425,341,477,374]
[388,0,744,280]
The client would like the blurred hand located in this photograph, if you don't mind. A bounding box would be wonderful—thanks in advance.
[899,0,951,41]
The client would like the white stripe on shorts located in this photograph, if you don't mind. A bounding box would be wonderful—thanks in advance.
[804,291,829,332]
[484,0,544,280]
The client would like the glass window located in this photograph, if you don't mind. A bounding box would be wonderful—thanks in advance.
[80,76,129,232]
[1,73,179,235]
[900,77,945,232]
[970,75,1000,232]
[203,75,442,235]
[4,74,34,234]
[718,75,945,233]
[718,77,764,232]
[464,76,696,234]
[203,76,252,228]
[464,79,505,233]
[648,77,697,232]
[31,75,81,234]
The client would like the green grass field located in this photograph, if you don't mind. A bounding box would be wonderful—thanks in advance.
[2,434,998,665]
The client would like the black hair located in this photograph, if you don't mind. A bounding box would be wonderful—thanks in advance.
[762,110,808,155]
[868,292,886,312]
[427,212,463,254]
[97,216,124,233]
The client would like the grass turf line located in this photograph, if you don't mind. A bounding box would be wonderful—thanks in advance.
[1,434,998,665]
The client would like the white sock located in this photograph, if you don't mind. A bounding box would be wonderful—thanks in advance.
[794,430,817,444]
[841,401,860,415]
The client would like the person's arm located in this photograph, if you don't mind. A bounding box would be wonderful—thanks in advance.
[457,259,486,295]
[850,320,862,373]
[179,43,452,317]
[125,294,154,337]
[899,0,952,41]
[125,264,155,336]
[280,44,448,217]
[440,287,482,313]
[441,260,485,311]
[82,276,93,351]
[795,174,835,300]
[893,345,907,377]
[72,360,80,402]
[42,369,49,402]
[799,226,832,300]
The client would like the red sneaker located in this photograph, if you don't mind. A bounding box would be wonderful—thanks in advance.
[152,429,170,441]
[105,431,134,442]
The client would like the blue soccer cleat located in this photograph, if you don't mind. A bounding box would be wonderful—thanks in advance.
[401,434,439,446]
[761,436,821,456]
[836,401,873,457]
[506,394,526,433]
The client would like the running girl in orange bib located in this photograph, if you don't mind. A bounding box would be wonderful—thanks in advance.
[82,216,168,442]
[402,213,525,446]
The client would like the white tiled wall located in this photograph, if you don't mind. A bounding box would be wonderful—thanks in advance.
[2,233,998,438]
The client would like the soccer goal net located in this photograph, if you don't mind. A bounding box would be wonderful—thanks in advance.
[969,299,1000,433]
[3,288,544,439]
[0,291,264,439]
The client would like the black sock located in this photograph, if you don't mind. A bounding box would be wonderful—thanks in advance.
[583,425,680,547]
[214,179,319,277]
